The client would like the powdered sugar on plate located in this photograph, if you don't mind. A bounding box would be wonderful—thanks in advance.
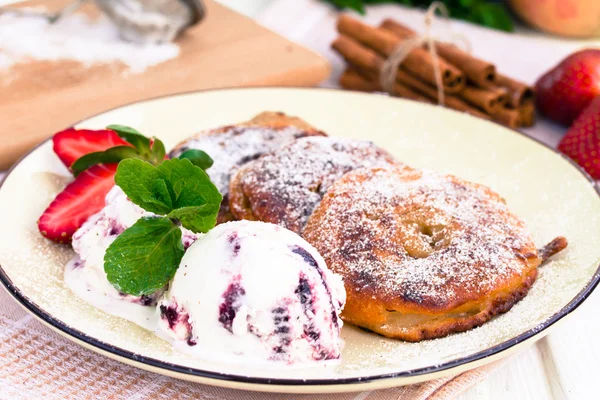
[0,11,179,73]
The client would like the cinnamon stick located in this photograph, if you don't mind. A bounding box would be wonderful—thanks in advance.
[380,19,496,89]
[460,85,505,114]
[496,74,534,108]
[491,107,521,129]
[340,68,434,104]
[332,35,384,75]
[519,101,536,127]
[337,15,465,93]
[492,87,509,106]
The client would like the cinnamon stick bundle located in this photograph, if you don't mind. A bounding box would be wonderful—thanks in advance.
[380,19,496,89]
[337,15,465,93]
[332,15,536,129]
[332,35,489,119]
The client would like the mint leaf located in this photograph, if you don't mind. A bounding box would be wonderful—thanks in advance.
[104,217,184,296]
[178,149,214,170]
[150,138,167,165]
[156,158,221,212]
[115,158,221,233]
[168,205,219,233]
[71,146,139,176]
[107,125,151,155]
[115,159,173,214]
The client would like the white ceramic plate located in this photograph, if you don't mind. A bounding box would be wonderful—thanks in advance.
[1,88,599,394]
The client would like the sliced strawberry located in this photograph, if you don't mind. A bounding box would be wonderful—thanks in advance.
[53,128,130,168]
[558,97,600,180]
[38,164,118,243]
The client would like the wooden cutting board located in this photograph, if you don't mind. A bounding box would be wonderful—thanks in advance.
[0,0,330,169]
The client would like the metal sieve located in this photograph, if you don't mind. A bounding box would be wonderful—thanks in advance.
[0,0,205,44]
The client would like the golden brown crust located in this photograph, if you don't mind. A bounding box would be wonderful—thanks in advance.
[228,137,401,234]
[304,167,545,341]
[169,112,326,225]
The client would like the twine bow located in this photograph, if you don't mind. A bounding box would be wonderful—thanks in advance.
[380,1,468,105]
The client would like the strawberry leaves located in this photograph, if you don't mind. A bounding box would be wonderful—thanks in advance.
[106,124,152,154]
[105,158,222,295]
[71,146,140,176]
[70,125,167,176]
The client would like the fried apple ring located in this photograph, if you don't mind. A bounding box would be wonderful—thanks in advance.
[304,167,566,341]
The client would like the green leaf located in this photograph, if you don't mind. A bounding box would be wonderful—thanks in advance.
[115,159,174,215]
[156,158,222,212]
[104,217,184,296]
[325,0,365,13]
[177,149,214,170]
[149,137,167,165]
[474,3,513,32]
[168,205,220,233]
[319,0,514,31]
[71,146,140,176]
[107,125,151,155]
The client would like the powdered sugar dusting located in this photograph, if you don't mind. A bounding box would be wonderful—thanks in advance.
[233,136,400,233]
[306,167,538,309]
[0,12,179,73]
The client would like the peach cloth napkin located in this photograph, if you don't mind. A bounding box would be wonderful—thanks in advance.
[0,287,509,400]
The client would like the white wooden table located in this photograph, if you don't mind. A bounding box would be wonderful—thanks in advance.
[1,0,599,398]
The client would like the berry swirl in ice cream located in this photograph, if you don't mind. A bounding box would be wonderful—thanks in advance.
[156,220,346,364]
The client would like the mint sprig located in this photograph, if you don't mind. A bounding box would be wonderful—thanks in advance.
[105,157,222,295]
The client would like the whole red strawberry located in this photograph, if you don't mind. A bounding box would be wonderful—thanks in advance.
[536,49,600,126]
[558,96,600,179]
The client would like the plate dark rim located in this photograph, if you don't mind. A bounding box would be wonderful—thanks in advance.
[1,87,599,388]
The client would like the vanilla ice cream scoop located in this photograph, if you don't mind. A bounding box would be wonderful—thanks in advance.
[156,220,346,364]
[65,186,199,330]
